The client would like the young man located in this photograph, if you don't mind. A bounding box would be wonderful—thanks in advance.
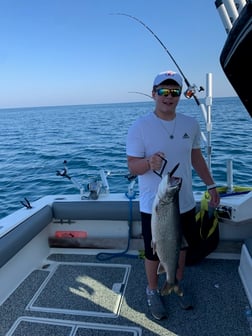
[126,70,220,320]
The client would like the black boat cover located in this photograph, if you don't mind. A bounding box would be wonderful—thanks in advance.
[220,1,252,117]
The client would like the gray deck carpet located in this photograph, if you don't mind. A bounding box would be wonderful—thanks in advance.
[1,253,251,336]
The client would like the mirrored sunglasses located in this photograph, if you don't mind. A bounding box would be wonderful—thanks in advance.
[156,88,181,97]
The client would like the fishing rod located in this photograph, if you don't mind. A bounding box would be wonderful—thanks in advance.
[112,13,212,171]
[112,13,204,107]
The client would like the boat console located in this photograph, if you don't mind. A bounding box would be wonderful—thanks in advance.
[218,191,252,222]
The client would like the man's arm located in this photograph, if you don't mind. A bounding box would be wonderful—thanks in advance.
[127,156,150,175]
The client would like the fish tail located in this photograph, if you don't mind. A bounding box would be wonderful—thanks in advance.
[174,284,184,296]
[161,281,184,296]
[160,282,174,296]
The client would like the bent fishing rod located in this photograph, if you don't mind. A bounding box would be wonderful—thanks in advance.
[112,13,205,108]
[112,13,212,171]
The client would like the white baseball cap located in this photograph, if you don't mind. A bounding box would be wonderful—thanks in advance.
[153,70,183,87]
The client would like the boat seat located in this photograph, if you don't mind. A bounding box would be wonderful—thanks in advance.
[0,206,52,268]
[52,201,141,221]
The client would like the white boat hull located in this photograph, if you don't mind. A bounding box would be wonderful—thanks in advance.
[1,191,252,305]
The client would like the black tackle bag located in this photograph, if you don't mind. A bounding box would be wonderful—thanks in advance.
[186,191,219,266]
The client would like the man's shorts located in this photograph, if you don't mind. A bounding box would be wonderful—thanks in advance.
[141,207,196,261]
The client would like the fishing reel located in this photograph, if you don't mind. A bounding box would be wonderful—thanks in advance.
[184,84,204,99]
[56,160,110,200]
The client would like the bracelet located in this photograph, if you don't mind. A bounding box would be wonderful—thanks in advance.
[207,183,216,190]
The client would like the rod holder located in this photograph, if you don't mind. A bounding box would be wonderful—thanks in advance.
[227,159,234,192]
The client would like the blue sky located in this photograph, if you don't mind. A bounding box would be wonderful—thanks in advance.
[0,0,236,108]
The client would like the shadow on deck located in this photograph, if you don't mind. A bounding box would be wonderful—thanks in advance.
[1,252,251,336]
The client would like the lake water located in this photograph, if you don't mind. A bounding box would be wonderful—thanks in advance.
[0,97,251,219]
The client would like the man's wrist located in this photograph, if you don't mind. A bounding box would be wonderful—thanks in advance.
[207,183,217,191]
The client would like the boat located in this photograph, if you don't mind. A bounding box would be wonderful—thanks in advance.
[215,0,252,117]
[1,166,252,335]
[1,1,252,335]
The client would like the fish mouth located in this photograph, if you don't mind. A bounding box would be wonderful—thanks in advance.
[168,175,182,188]
[168,163,182,188]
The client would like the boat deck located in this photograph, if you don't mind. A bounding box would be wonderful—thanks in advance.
[1,250,252,336]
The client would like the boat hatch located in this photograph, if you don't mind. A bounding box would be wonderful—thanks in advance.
[6,316,142,336]
[26,262,131,318]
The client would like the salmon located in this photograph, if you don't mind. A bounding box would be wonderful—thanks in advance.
[151,164,184,296]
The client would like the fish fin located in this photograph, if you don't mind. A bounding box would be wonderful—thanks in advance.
[157,262,166,275]
[180,235,188,249]
[151,241,156,255]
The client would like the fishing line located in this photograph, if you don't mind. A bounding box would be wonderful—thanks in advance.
[128,91,153,99]
[111,13,202,107]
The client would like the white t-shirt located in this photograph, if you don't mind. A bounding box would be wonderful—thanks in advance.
[126,112,202,214]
